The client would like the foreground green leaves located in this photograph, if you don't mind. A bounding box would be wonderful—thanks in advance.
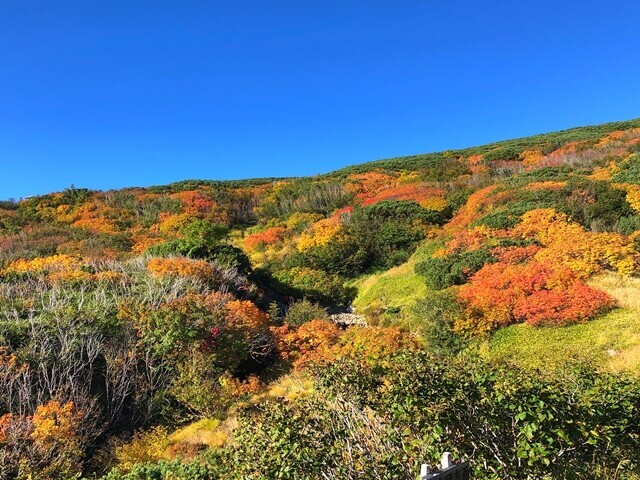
[103,353,640,480]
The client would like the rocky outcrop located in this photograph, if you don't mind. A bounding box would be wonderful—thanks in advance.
[330,313,368,327]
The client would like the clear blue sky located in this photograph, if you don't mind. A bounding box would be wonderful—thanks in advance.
[1,1,639,199]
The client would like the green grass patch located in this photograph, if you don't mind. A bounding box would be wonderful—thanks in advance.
[351,240,442,321]
[488,308,640,372]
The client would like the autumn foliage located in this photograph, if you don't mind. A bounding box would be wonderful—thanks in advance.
[2,119,640,477]
[243,226,286,252]
[147,256,214,280]
[271,320,420,369]
[0,401,84,479]
[457,261,614,334]
[513,209,637,276]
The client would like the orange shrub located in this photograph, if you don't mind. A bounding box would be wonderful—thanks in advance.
[170,190,217,215]
[47,270,94,284]
[467,154,489,175]
[524,181,567,191]
[446,185,499,232]
[3,254,84,275]
[132,233,165,253]
[359,183,445,207]
[147,257,213,280]
[336,326,420,362]
[519,149,546,169]
[218,373,263,397]
[346,171,398,199]
[244,227,286,252]
[69,201,120,234]
[31,401,83,447]
[0,413,22,444]
[225,300,270,331]
[445,225,498,254]
[491,244,541,264]
[272,321,419,369]
[457,261,613,334]
[271,319,341,369]
[94,270,129,285]
[513,283,613,326]
[72,216,119,234]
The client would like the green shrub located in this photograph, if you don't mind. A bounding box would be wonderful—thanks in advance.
[102,455,227,480]
[557,178,633,231]
[311,353,640,479]
[147,219,251,273]
[273,267,355,306]
[414,257,460,290]
[415,249,495,290]
[412,290,467,355]
[283,299,329,327]
[612,153,640,184]
[615,215,640,235]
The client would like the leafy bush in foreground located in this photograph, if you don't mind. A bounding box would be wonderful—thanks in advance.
[122,354,639,480]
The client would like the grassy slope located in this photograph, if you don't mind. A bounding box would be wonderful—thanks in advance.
[353,249,640,371]
[350,240,441,319]
[488,273,640,372]
[165,374,314,451]
[488,309,640,372]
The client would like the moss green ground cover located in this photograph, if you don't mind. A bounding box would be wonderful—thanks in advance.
[351,240,441,319]
[488,308,640,372]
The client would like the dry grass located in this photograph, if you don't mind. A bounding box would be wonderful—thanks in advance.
[165,374,313,453]
[169,418,228,448]
[248,373,314,404]
[588,272,640,309]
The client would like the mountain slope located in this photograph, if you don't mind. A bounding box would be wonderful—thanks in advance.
[2,117,640,479]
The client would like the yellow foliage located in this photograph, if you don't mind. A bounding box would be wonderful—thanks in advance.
[3,254,84,275]
[169,419,228,449]
[253,373,314,403]
[515,209,638,277]
[524,181,567,191]
[613,183,640,213]
[419,196,448,211]
[286,212,323,231]
[397,171,420,184]
[515,209,581,245]
[590,166,612,181]
[53,204,75,223]
[115,426,171,472]
[296,218,341,251]
[519,149,545,168]
[30,401,81,446]
[48,270,94,284]
[154,212,192,235]
[72,216,118,234]
[95,270,128,285]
